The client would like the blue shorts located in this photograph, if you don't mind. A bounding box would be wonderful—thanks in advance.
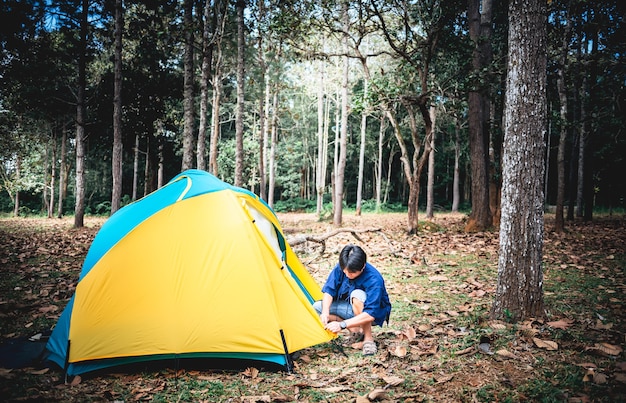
[313,289,367,320]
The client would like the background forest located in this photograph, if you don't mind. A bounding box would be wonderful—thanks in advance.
[0,0,624,227]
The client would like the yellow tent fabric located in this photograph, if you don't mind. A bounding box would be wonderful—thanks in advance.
[46,170,334,375]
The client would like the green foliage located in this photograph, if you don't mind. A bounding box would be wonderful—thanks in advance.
[273,197,315,212]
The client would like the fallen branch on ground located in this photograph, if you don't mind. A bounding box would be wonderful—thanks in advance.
[287,228,381,254]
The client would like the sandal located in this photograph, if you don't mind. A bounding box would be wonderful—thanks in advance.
[362,340,377,356]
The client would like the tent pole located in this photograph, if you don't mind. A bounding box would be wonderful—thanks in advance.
[279,329,294,373]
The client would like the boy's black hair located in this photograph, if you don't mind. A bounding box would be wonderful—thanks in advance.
[339,244,367,273]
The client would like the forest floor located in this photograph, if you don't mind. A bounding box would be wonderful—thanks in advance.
[0,212,624,402]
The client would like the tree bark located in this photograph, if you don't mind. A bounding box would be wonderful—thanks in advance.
[452,118,461,212]
[74,0,88,228]
[333,0,349,227]
[466,0,493,231]
[491,0,547,322]
[181,0,195,172]
[197,0,214,171]
[268,89,278,208]
[554,8,571,232]
[57,126,67,218]
[376,114,386,212]
[426,106,436,219]
[234,0,245,187]
[111,0,123,215]
[316,61,326,216]
[355,78,368,216]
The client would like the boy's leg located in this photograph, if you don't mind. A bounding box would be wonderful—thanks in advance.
[350,297,373,342]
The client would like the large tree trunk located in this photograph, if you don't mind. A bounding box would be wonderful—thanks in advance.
[74,0,88,228]
[234,0,245,187]
[181,0,195,172]
[132,134,139,201]
[466,0,493,232]
[111,0,123,215]
[491,0,546,322]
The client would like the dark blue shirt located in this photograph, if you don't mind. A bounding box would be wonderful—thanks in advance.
[321,262,391,326]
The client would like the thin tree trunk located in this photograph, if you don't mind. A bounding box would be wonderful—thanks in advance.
[57,126,67,218]
[208,2,226,176]
[74,0,88,228]
[143,136,150,197]
[316,61,326,216]
[257,0,267,200]
[209,60,222,176]
[234,0,245,187]
[48,134,56,218]
[111,0,123,214]
[576,76,588,217]
[181,0,195,171]
[376,114,386,212]
[132,134,139,201]
[554,10,570,232]
[157,135,164,188]
[268,89,278,208]
[197,0,214,171]
[452,119,461,212]
[426,106,436,219]
[333,1,349,226]
[491,0,546,322]
[355,77,368,216]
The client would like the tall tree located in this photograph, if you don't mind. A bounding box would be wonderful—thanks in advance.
[333,0,350,226]
[491,0,547,321]
[74,0,89,228]
[554,5,571,232]
[196,0,213,171]
[234,0,245,187]
[181,0,195,171]
[426,106,436,219]
[466,0,493,231]
[111,0,123,214]
[370,0,446,234]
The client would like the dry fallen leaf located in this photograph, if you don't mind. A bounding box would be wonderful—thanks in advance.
[495,349,517,359]
[546,319,573,330]
[240,395,270,403]
[585,343,623,357]
[382,375,404,386]
[367,387,387,401]
[391,344,408,357]
[533,337,558,351]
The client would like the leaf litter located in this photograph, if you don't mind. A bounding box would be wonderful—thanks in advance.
[0,213,624,402]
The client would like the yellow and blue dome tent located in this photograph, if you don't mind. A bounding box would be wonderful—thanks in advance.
[46,169,334,375]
